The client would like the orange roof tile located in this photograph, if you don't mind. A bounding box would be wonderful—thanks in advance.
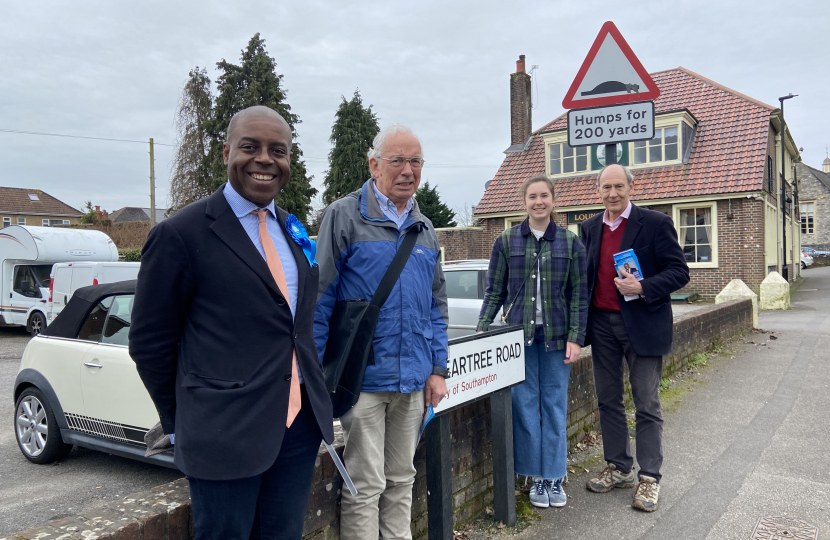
[476,67,773,214]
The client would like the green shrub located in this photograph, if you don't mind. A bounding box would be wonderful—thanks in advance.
[119,248,142,262]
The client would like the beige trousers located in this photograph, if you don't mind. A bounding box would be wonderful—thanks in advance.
[339,391,424,540]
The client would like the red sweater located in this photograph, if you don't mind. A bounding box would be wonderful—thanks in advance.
[592,220,627,312]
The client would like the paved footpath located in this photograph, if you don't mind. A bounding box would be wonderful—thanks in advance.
[520,267,830,539]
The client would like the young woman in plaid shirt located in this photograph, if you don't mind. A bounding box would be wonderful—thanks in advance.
[477,174,588,508]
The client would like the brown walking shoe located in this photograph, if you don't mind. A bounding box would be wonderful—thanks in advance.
[631,475,660,512]
[586,463,636,493]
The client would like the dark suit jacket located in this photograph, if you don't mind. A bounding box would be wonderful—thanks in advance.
[129,187,334,481]
[581,204,690,357]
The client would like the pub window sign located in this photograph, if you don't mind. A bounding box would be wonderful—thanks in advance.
[568,210,602,224]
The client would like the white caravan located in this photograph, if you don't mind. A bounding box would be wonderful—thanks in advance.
[0,226,118,335]
[49,261,140,323]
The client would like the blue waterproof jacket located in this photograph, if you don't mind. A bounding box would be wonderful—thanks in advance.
[314,180,449,393]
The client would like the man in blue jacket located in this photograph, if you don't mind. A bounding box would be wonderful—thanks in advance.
[315,125,449,540]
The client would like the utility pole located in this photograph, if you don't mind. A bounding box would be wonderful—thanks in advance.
[149,138,156,227]
[778,94,797,281]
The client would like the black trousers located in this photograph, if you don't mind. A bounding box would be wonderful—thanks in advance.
[188,386,323,540]
[590,309,664,481]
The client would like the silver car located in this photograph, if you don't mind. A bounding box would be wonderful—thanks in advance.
[442,260,503,338]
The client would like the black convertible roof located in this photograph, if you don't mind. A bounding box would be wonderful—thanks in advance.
[42,280,136,339]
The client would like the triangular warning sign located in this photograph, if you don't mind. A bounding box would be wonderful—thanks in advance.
[562,21,660,109]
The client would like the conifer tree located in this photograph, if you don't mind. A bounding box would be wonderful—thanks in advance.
[322,90,380,204]
[168,67,213,213]
[415,181,456,228]
[204,33,317,225]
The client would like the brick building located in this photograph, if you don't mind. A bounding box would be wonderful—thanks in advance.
[796,159,830,247]
[0,187,81,228]
[467,59,804,298]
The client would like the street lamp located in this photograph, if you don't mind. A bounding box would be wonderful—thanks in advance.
[779,93,797,280]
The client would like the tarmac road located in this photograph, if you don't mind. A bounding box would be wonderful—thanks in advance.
[0,327,182,536]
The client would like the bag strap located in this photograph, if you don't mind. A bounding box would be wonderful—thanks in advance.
[370,225,420,308]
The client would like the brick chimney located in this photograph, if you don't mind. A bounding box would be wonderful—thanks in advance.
[510,55,532,146]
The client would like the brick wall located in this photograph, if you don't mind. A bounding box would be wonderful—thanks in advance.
[478,200,771,299]
[675,198,768,297]
[436,227,488,261]
[510,56,531,146]
[5,300,753,540]
[437,219,510,262]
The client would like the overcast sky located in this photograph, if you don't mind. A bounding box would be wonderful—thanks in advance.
[1,0,828,218]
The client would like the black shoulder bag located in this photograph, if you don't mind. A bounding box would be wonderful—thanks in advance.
[322,226,420,418]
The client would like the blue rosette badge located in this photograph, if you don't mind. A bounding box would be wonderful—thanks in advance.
[285,214,317,266]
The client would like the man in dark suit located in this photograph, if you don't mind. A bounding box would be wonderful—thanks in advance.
[581,164,689,512]
[129,106,334,539]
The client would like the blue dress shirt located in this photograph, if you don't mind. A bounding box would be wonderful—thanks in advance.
[372,180,414,229]
[223,182,303,383]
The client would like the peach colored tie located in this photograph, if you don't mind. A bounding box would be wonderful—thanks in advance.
[254,210,301,427]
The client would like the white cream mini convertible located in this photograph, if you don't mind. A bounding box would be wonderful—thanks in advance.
[13,280,175,468]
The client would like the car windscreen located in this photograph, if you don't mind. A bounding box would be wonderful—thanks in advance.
[444,270,480,299]
[29,265,53,287]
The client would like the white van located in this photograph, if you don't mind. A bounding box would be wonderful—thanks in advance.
[0,226,119,335]
[49,262,140,322]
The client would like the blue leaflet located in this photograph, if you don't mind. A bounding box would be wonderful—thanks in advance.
[285,214,317,267]
[613,248,644,302]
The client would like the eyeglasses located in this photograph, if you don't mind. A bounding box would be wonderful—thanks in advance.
[377,156,425,170]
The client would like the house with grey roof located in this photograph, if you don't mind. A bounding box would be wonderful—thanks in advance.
[109,207,167,224]
[796,157,830,247]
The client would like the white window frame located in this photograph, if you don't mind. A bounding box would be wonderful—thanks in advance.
[673,202,718,268]
[504,215,525,229]
[42,219,50,226]
[632,125,680,166]
[17,218,25,225]
[800,201,815,235]
[548,142,590,176]
[2,217,10,228]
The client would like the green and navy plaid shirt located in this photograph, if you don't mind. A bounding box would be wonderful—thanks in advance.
[477,219,588,350]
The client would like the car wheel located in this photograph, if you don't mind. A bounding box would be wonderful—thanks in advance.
[14,388,72,464]
[801,261,806,270]
[28,311,46,337]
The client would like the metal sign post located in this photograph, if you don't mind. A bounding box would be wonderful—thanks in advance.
[426,327,525,540]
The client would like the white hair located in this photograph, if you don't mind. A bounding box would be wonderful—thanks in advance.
[367,125,423,160]
[596,164,634,186]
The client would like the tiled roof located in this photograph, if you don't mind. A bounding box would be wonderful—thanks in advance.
[0,187,81,216]
[476,67,775,214]
[110,207,168,223]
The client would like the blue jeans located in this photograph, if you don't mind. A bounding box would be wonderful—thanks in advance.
[512,326,571,479]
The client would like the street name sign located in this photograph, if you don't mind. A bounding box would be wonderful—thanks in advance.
[433,327,525,414]
[567,101,654,147]
[562,21,660,109]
